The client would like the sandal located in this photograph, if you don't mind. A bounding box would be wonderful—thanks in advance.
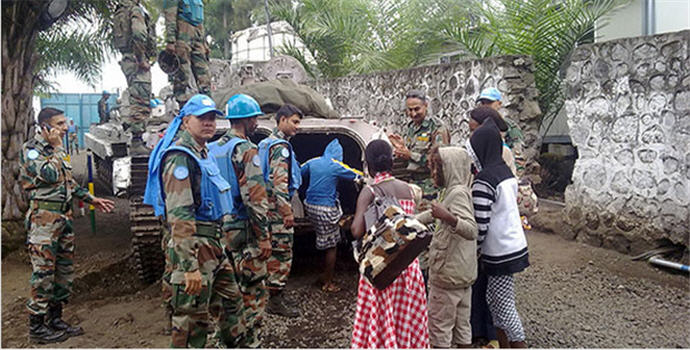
[321,283,341,293]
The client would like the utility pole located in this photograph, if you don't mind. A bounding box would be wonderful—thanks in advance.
[264,0,274,59]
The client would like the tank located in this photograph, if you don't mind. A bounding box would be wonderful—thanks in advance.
[84,60,387,284]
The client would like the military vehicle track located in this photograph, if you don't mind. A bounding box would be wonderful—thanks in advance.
[94,155,113,194]
[129,155,164,284]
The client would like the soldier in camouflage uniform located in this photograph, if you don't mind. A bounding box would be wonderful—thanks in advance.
[163,0,211,106]
[112,0,157,155]
[389,90,450,282]
[209,94,272,348]
[143,94,244,348]
[19,107,115,344]
[258,104,304,318]
[98,90,110,124]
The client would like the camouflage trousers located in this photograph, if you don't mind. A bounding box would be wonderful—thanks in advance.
[266,222,294,292]
[224,224,268,348]
[169,235,244,348]
[25,208,75,315]
[161,225,173,317]
[172,20,210,105]
[118,53,151,135]
[68,134,78,154]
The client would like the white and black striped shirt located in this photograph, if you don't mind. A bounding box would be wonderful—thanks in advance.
[472,177,529,275]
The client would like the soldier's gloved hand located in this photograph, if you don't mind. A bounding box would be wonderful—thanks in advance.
[165,42,175,54]
[257,239,272,260]
[184,270,202,295]
[283,215,295,229]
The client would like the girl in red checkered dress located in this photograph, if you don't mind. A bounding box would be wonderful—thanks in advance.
[350,140,430,349]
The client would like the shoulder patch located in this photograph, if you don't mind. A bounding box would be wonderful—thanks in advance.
[281,148,290,158]
[173,166,189,180]
[252,154,260,167]
[27,149,39,160]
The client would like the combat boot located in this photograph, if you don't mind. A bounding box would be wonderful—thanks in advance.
[29,314,68,344]
[130,133,150,156]
[266,292,300,318]
[47,303,84,337]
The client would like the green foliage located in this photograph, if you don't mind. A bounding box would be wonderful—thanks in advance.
[205,0,260,59]
[271,0,454,79]
[34,0,117,93]
[438,0,627,132]
[35,21,112,91]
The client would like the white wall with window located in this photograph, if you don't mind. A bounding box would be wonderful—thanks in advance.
[596,0,690,42]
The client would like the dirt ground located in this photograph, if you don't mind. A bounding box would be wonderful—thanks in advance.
[2,153,689,348]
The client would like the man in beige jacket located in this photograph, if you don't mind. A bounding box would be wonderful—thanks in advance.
[417,146,478,348]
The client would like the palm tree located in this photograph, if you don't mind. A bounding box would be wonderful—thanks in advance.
[436,0,627,132]
[2,0,116,224]
[271,0,452,79]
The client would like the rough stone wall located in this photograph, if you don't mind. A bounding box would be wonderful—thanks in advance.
[563,30,690,253]
[309,55,543,176]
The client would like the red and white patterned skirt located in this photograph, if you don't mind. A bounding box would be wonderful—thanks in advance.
[351,258,430,349]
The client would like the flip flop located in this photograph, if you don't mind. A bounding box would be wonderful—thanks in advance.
[321,283,341,293]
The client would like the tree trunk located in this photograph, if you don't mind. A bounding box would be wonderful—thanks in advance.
[223,10,230,59]
[2,2,42,221]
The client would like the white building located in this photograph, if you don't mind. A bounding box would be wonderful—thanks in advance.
[230,21,313,67]
[596,0,690,42]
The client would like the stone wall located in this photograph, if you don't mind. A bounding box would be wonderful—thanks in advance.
[309,55,543,175]
[564,30,690,253]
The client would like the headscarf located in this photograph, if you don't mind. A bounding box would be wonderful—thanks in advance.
[470,106,508,132]
[143,95,222,217]
[143,111,185,216]
[466,118,514,187]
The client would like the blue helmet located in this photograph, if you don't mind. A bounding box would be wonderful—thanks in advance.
[102,90,111,95]
[225,94,263,119]
[150,98,163,108]
[477,87,502,102]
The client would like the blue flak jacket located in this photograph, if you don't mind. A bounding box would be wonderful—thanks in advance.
[301,139,362,207]
[258,136,302,197]
[208,138,249,220]
[180,0,204,26]
[157,146,233,221]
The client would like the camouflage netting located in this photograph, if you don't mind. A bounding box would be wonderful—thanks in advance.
[212,79,339,119]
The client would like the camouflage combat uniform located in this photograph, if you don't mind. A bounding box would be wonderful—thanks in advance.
[163,0,211,105]
[98,96,109,124]
[216,129,271,348]
[162,130,244,348]
[19,133,95,316]
[264,129,296,294]
[403,116,449,279]
[113,0,156,135]
[403,116,450,203]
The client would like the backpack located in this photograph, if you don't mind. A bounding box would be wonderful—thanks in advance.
[363,185,400,231]
[112,4,131,50]
[353,184,432,290]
